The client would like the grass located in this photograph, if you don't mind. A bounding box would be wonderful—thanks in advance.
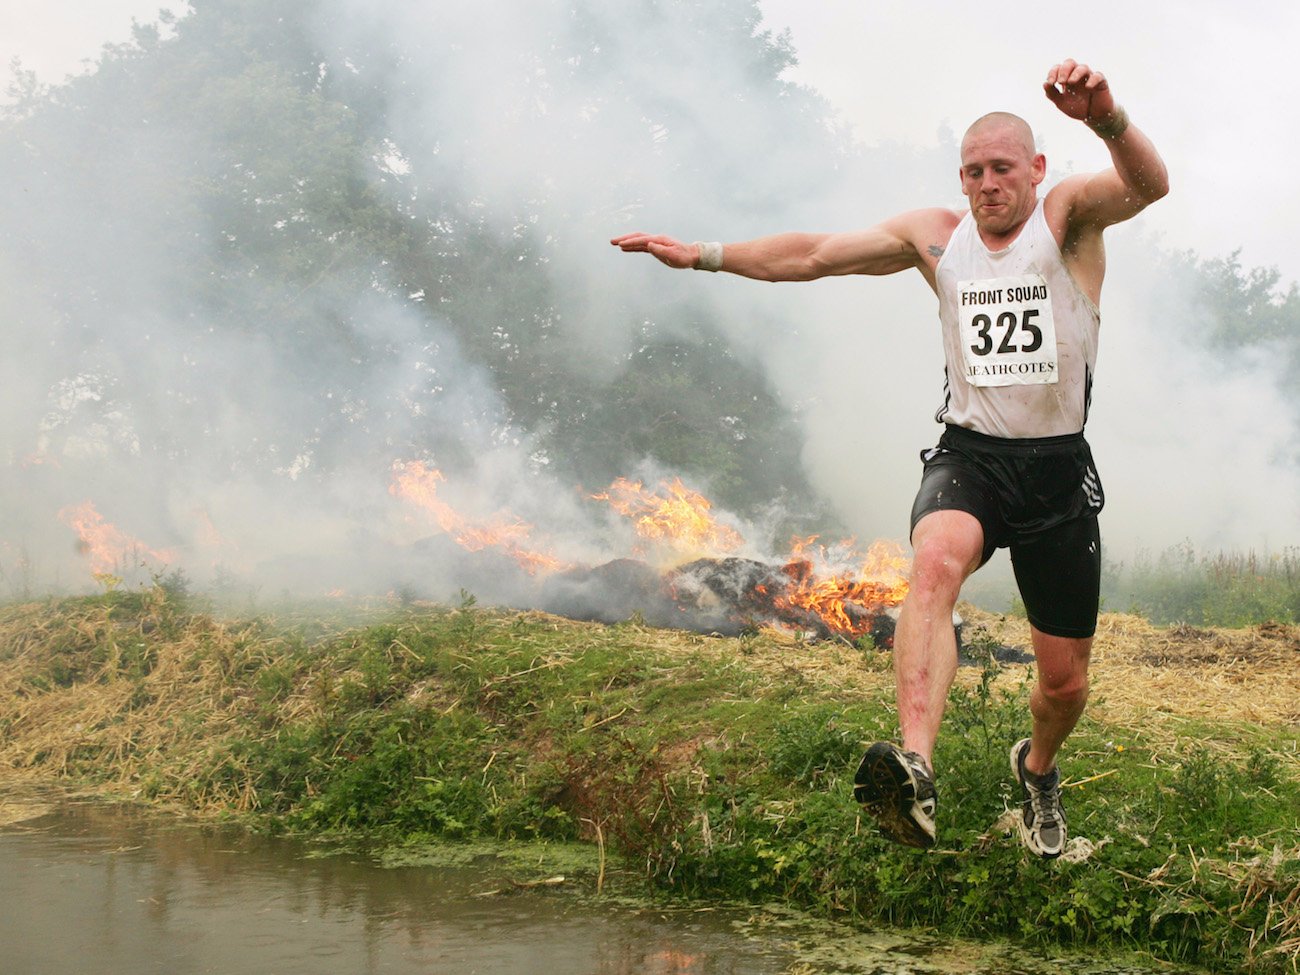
[1102,545,1300,626]
[1,586,1299,973]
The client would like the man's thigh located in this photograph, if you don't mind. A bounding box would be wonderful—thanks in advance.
[1009,515,1101,639]
[910,458,1003,567]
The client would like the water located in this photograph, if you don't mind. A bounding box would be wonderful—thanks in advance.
[0,790,1199,975]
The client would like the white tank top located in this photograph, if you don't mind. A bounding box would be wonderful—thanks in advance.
[934,199,1100,438]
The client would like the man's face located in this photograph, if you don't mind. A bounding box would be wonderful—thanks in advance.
[959,124,1046,238]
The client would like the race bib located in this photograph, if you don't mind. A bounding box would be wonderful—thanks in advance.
[957,274,1059,387]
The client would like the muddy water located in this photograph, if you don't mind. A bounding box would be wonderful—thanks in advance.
[0,792,1199,975]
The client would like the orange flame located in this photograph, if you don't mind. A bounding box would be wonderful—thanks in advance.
[591,477,743,560]
[58,501,173,577]
[192,507,226,550]
[389,461,568,575]
[775,537,910,638]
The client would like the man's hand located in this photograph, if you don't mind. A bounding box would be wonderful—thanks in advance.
[610,232,698,269]
[1043,60,1118,128]
[1042,56,1167,291]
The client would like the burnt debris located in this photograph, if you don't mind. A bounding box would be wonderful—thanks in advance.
[538,554,908,643]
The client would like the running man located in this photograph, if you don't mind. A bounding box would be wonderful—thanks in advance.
[611,60,1168,857]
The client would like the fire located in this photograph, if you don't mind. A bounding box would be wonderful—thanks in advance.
[387,465,909,638]
[58,501,173,577]
[774,537,910,638]
[591,480,910,638]
[389,460,568,575]
[192,507,227,551]
[590,477,743,559]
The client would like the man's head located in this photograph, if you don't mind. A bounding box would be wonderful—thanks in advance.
[959,112,1046,240]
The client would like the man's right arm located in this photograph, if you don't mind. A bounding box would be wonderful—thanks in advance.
[610,209,958,284]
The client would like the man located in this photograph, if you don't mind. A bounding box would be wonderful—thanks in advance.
[611,60,1168,858]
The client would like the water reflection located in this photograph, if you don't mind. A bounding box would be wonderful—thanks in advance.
[0,795,793,975]
[0,792,1201,975]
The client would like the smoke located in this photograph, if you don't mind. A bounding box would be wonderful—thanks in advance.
[2,1,1296,609]
[1087,237,1300,554]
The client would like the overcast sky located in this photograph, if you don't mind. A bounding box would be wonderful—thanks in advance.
[1,2,183,85]
[758,0,1299,285]
[6,1,1294,285]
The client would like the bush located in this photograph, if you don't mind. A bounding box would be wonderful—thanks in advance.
[1105,545,1300,625]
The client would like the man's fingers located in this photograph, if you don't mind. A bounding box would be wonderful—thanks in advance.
[1047,59,1077,85]
[1047,59,1105,92]
[1084,71,1108,91]
[1066,62,1091,86]
[1045,61,1110,97]
[610,232,669,252]
[609,232,694,268]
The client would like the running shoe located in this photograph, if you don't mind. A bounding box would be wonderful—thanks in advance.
[853,742,937,849]
[1009,737,1066,859]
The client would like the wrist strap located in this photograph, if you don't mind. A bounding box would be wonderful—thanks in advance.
[1087,105,1129,140]
[693,241,724,272]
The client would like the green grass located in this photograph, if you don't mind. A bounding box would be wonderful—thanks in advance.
[1103,545,1300,625]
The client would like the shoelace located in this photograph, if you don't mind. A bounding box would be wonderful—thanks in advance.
[907,757,936,796]
[1027,774,1061,827]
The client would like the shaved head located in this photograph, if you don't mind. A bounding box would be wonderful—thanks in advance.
[957,111,1046,239]
[962,112,1036,159]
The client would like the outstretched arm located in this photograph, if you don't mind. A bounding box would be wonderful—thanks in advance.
[1044,59,1169,228]
[611,209,957,284]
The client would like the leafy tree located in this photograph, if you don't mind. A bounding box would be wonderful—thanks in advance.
[1152,248,1300,455]
[2,0,843,527]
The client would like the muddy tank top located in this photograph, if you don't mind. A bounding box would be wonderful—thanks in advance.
[933,198,1100,438]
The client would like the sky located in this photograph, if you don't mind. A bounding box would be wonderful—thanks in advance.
[3,0,1298,602]
[6,2,1296,284]
[0,2,185,87]
[757,0,1300,286]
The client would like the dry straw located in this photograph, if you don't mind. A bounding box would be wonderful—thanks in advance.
[2,597,1298,794]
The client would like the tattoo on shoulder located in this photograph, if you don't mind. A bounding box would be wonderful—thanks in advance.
[927,244,945,258]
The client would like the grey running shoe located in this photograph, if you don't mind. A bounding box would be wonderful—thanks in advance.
[1010,737,1066,859]
[853,742,937,849]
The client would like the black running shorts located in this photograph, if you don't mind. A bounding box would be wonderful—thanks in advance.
[909,424,1104,639]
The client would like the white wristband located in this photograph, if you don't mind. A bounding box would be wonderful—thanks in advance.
[693,241,724,272]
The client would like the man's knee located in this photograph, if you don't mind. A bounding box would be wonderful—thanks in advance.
[1032,633,1092,709]
[1037,670,1089,710]
[908,511,983,600]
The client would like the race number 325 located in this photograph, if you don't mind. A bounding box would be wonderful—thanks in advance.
[957,275,1059,387]
[968,308,1043,356]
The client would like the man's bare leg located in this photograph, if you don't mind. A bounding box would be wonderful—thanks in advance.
[1024,626,1092,775]
[894,509,985,768]
[1009,626,1091,858]
[852,509,983,848]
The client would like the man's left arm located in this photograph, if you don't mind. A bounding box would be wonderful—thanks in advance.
[1044,59,1170,228]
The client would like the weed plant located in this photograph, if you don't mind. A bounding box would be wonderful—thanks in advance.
[1103,544,1300,625]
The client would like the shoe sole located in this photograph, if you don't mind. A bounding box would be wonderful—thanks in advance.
[1009,738,1064,860]
[853,742,935,849]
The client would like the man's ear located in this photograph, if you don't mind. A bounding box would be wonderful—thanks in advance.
[1031,153,1047,186]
